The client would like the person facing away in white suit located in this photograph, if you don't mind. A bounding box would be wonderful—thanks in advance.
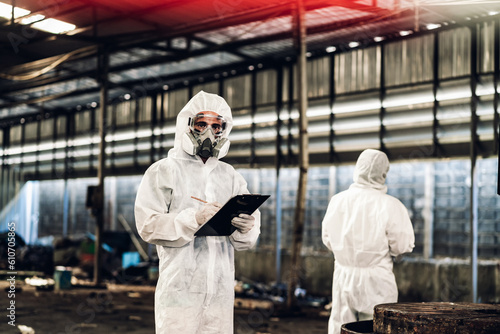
[135,91,260,334]
[321,149,415,334]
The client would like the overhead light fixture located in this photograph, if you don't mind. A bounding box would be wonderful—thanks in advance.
[31,18,76,34]
[1,1,76,35]
[0,2,30,19]
[489,11,499,16]
[349,41,360,48]
[20,14,45,25]
[426,23,441,30]
[326,46,336,53]
[399,30,413,36]
[374,36,385,42]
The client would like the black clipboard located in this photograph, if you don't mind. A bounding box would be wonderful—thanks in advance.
[195,194,270,236]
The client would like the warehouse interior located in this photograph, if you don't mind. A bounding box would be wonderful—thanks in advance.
[1,0,500,333]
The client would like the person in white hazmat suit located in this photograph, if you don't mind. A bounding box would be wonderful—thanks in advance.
[321,149,415,334]
[135,91,260,334]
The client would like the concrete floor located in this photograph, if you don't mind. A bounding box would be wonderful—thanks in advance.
[0,281,328,334]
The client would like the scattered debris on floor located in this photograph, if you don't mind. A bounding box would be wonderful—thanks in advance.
[234,278,330,315]
[0,230,331,334]
[17,324,35,334]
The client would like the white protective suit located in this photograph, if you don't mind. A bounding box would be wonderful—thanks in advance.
[135,91,261,334]
[321,149,415,334]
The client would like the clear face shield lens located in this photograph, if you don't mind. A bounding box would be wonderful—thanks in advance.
[191,113,226,137]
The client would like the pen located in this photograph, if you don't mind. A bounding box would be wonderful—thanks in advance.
[191,196,208,203]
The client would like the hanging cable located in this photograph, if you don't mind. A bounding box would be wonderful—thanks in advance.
[0,46,96,81]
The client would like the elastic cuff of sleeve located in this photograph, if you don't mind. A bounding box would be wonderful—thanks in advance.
[176,208,200,232]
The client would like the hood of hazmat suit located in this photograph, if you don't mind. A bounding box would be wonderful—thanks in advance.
[134,91,261,334]
[321,149,414,334]
[352,148,389,191]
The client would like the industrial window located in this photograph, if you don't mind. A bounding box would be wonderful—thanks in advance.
[254,105,279,158]
[9,125,22,145]
[383,84,434,149]
[477,74,496,143]
[226,106,253,162]
[224,74,252,109]
[307,57,330,99]
[384,34,434,87]
[334,46,381,94]
[163,88,189,119]
[256,70,278,105]
[302,167,330,252]
[74,110,92,134]
[1,24,498,186]
[477,21,495,74]
[386,162,427,255]
[138,96,153,124]
[37,180,65,238]
[56,116,66,139]
[4,156,498,260]
[278,168,299,250]
[40,118,54,140]
[280,58,331,103]
[307,98,330,155]
[439,27,471,79]
[115,100,135,127]
[24,122,38,142]
[238,168,276,250]
[477,158,500,257]
[433,160,470,257]
[237,158,497,256]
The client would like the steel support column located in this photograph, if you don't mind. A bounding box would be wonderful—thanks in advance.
[494,18,500,195]
[94,49,109,286]
[379,44,386,153]
[287,0,309,310]
[469,25,479,303]
[275,66,284,284]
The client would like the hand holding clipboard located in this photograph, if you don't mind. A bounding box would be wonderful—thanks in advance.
[194,194,270,236]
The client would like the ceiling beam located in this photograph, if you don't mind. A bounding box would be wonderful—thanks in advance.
[0,6,407,95]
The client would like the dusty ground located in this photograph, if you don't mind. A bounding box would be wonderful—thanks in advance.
[0,281,329,334]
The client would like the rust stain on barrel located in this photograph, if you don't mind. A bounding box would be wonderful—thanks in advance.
[374,302,500,334]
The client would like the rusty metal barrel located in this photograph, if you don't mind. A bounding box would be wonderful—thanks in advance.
[373,302,500,334]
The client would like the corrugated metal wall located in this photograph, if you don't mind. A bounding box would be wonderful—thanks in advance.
[0,23,499,259]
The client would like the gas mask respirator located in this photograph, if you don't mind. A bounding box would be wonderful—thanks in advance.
[182,112,230,159]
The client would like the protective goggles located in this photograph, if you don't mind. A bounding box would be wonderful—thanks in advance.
[189,112,226,137]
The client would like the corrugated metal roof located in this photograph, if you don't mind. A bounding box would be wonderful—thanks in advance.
[0,0,499,122]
